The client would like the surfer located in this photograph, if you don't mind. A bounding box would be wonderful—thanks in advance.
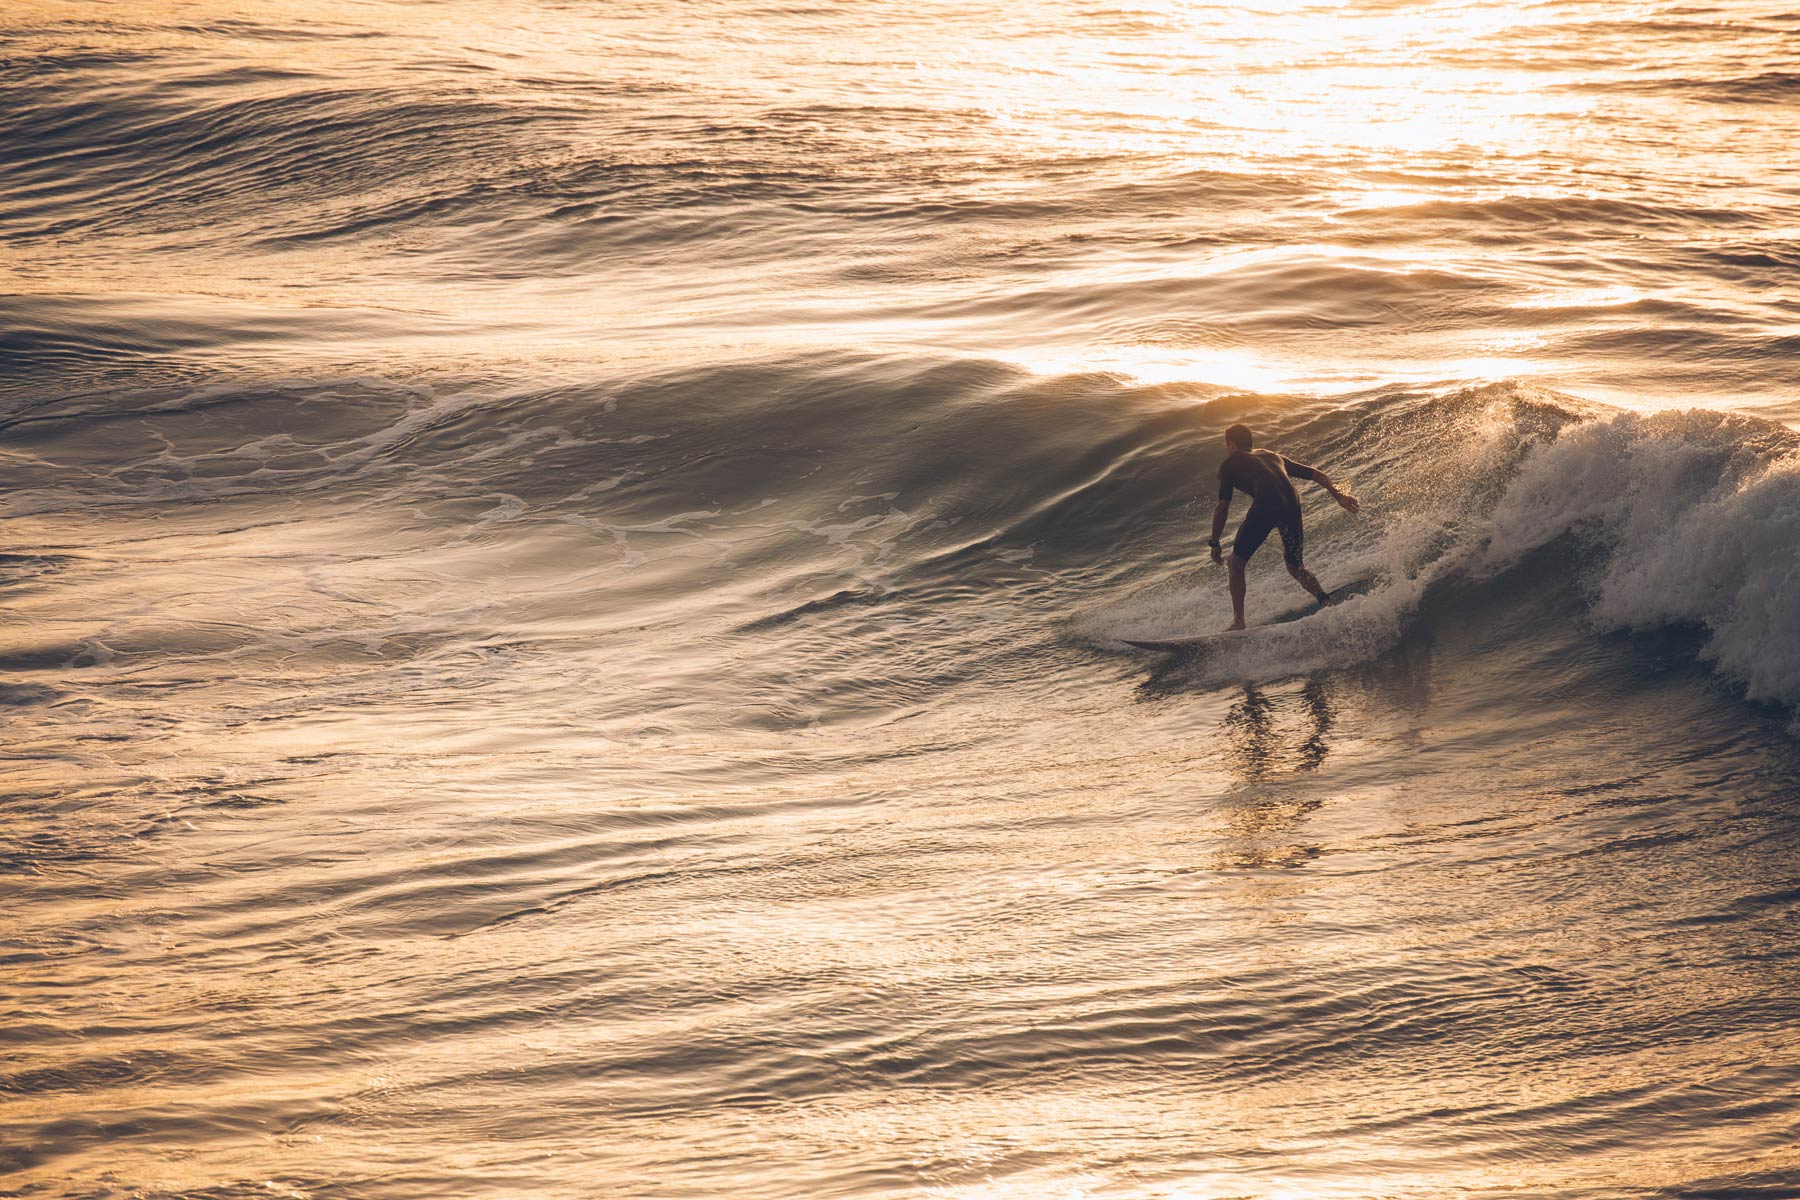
[1209,423,1360,631]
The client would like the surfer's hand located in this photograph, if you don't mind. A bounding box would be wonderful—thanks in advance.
[1209,543,1223,565]
[1336,491,1361,514]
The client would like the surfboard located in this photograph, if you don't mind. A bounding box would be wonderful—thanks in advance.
[1123,629,1251,652]
[1122,578,1377,653]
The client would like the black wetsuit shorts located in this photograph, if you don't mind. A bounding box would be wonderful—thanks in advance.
[1234,504,1305,568]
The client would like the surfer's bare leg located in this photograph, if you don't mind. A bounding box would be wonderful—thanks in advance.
[1286,561,1334,606]
[1227,554,1248,630]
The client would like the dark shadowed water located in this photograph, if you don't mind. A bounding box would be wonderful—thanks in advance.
[4,2,1800,1197]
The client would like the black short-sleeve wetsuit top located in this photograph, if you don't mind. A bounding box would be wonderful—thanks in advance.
[1217,448,1318,566]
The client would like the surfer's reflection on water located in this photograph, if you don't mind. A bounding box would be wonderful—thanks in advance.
[1295,678,1332,773]
[1207,682,1337,870]
[1221,680,1335,783]
[1211,794,1325,872]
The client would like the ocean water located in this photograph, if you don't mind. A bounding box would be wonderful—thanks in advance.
[5,2,1800,1197]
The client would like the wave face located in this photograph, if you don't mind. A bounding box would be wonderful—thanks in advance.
[5,2,1800,1199]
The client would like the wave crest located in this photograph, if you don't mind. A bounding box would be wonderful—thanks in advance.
[1478,409,1800,709]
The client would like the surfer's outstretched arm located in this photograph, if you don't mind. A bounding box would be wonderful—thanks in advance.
[1315,471,1360,514]
[1288,459,1360,514]
[1208,499,1230,563]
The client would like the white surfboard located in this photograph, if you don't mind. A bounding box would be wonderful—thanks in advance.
[1122,578,1376,653]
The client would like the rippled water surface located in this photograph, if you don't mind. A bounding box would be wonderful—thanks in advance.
[4,2,1800,1197]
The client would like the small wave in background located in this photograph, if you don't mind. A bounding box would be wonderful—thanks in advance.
[4,2,1800,1198]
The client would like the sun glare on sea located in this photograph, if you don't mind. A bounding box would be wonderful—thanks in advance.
[945,1,1659,395]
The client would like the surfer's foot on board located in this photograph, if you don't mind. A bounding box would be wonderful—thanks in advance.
[1316,591,1339,607]
[1226,620,1246,632]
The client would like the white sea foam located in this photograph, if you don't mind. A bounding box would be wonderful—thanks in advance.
[1477,410,1800,711]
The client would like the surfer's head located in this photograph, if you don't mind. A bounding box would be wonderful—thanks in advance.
[1224,423,1253,452]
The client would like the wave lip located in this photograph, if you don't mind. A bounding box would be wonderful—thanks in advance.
[1477,409,1800,713]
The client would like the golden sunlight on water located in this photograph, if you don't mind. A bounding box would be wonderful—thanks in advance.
[5,0,1800,1197]
[9,0,1795,405]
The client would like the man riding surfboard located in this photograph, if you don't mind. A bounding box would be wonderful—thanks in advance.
[1209,423,1360,631]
